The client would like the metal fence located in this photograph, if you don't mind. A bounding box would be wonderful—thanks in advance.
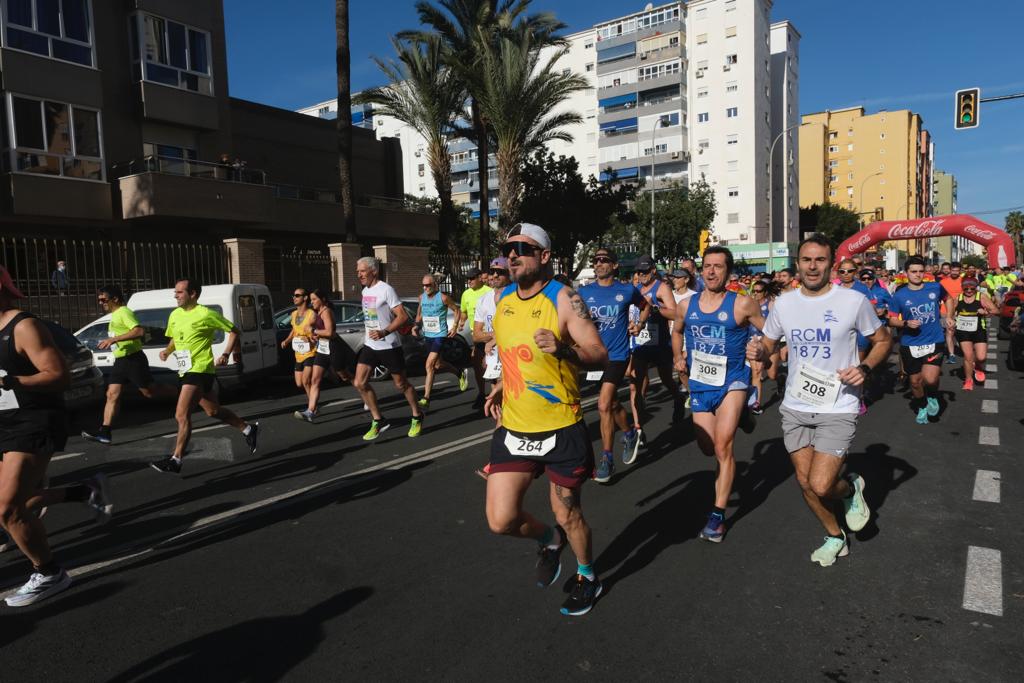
[429,249,479,296]
[264,246,334,307]
[0,237,228,331]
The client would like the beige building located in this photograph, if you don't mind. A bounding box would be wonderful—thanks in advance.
[799,106,931,225]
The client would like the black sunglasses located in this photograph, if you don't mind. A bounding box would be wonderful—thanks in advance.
[97,297,109,303]
[500,242,541,258]
[293,293,306,298]
[752,288,765,293]
[860,275,874,280]
[592,256,614,264]
[489,268,508,276]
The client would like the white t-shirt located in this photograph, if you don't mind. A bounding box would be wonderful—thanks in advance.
[762,286,882,414]
[474,289,499,333]
[670,289,695,333]
[361,280,403,350]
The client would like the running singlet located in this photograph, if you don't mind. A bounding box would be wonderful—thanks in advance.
[0,312,63,413]
[493,281,581,433]
[419,291,448,338]
[890,282,946,348]
[762,286,881,414]
[683,291,751,391]
[636,280,671,348]
[579,280,646,362]
[108,306,143,358]
[290,309,316,361]
[954,294,987,333]
[460,285,492,333]
[164,304,234,376]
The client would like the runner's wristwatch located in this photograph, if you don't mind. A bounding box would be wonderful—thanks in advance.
[857,363,871,376]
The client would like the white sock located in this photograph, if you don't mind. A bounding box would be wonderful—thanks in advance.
[242,424,253,436]
[546,527,562,551]
[171,455,182,463]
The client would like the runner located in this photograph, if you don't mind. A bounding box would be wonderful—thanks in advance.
[579,248,648,483]
[948,277,999,391]
[484,222,607,616]
[472,258,511,479]
[857,268,894,404]
[460,267,492,412]
[888,257,947,425]
[836,258,875,415]
[747,278,775,415]
[414,274,465,410]
[748,236,891,567]
[632,255,682,422]
[296,289,356,422]
[1,265,114,606]
[940,262,964,363]
[671,268,697,409]
[150,279,259,473]
[280,288,317,399]
[353,257,424,440]
[82,284,175,444]
[672,246,765,543]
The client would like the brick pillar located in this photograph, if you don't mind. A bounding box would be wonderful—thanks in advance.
[223,238,266,284]
[329,242,362,298]
[373,245,430,298]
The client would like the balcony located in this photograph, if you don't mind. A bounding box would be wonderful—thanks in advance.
[138,81,220,130]
[4,172,112,221]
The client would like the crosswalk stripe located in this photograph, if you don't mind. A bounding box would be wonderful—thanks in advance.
[972,470,1000,503]
[963,546,1003,616]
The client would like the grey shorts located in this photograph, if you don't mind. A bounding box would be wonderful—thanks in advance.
[780,405,858,457]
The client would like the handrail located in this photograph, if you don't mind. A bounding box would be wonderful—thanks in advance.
[113,155,267,185]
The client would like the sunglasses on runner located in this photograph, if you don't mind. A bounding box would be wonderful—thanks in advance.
[592,256,613,264]
[293,292,306,298]
[860,274,874,280]
[488,268,508,276]
[837,268,857,274]
[97,297,109,303]
[500,242,542,258]
[752,288,765,294]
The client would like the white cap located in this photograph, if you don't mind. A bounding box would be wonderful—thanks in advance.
[506,222,551,250]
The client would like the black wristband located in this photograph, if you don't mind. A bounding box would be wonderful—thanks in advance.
[553,343,574,361]
[858,363,871,376]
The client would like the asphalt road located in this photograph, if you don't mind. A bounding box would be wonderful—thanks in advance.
[1,334,1022,682]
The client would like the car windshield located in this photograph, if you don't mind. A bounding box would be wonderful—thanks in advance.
[77,306,225,349]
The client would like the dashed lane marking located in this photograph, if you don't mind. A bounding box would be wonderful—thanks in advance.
[963,546,1003,616]
[51,452,85,462]
[972,470,1000,503]
[985,364,997,373]
[985,379,999,390]
[981,400,998,414]
[978,426,1000,446]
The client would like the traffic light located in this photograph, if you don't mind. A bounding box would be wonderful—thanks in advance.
[873,207,884,222]
[954,88,980,130]
[699,229,710,255]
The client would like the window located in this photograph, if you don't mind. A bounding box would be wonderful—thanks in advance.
[879,178,886,185]
[6,93,103,180]
[828,145,838,153]
[829,189,837,197]
[828,160,838,168]
[697,87,708,98]
[726,134,738,145]
[846,186,854,197]
[725,54,738,65]
[698,139,709,150]
[726,107,738,118]
[725,26,737,38]
[727,187,739,197]
[643,143,668,156]
[848,173,854,180]
[695,7,707,20]
[727,160,738,171]
[698,112,709,123]
[597,41,636,64]
[418,184,425,193]
[238,295,258,332]
[585,63,594,72]
[879,148,885,155]
[638,59,681,81]
[584,42,593,49]
[725,81,738,93]
[698,164,709,178]
[829,175,837,183]
[725,0,736,9]
[847,143,854,151]
[727,213,739,223]
[828,131,837,141]
[697,33,707,44]
[258,296,274,331]
[132,13,213,94]
[848,129,854,136]
[3,0,94,66]
[879,132,886,139]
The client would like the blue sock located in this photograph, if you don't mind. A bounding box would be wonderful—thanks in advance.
[539,525,554,547]
[577,562,595,579]
[601,449,613,458]
[623,428,635,440]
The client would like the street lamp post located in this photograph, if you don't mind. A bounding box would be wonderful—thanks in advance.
[650,116,668,259]
[768,122,806,248]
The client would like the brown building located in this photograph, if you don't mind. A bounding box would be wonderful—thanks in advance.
[0,0,435,320]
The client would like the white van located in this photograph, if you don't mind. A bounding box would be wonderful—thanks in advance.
[74,284,279,389]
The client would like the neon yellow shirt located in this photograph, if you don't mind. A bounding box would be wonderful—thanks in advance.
[109,306,142,358]
[165,304,233,375]
[460,285,492,330]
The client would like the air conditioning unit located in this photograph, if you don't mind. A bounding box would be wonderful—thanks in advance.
[414,150,422,157]
[739,233,748,240]
[671,152,679,159]
[723,65,731,71]
[640,53,648,60]
[696,71,705,78]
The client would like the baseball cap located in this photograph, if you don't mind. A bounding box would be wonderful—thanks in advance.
[670,268,692,279]
[0,265,25,299]
[962,277,979,288]
[467,267,482,278]
[489,257,509,270]
[506,222,551,250]
[859,268,876,278]
[635,255,656,272]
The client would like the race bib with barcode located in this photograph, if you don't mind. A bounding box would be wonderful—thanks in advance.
[173,350,193,373]
[292,338,311,354]
[955,316,979,332]
[792,363,841,408]
[422,316,442,334]
[317,338,331,355]
[0,371,19,411]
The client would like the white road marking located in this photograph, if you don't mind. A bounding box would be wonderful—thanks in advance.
[978,426,1000,446]
[972,470,1000,503]
[161,424,227,438]
[981,400,998,414]
[51,452,85,462]
[985,364,997,373]
[985,379,999,390]
[323,381,449,408]
[963,546,1003,616]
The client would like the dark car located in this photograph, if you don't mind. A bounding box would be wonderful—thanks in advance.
[996,286,1023,340]
[42,320,105,410]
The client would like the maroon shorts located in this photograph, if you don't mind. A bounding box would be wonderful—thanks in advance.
[489,420,593,488]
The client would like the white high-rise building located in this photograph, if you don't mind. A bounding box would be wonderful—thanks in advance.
[769,20,800,245]
[541,29,599,180]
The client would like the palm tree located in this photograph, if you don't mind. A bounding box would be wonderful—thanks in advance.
[474,26,588,228]
[1006,210,1024,261]
[354,36,465,249]
[336,0,357,242]
[403,0,564,265]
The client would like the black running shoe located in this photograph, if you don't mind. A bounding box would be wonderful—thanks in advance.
[472,394,486,411]
[244,421,260,454]
[150,456,182,474]
[81,429,112,445]
[560,574,603,616]
[535,524,566,588]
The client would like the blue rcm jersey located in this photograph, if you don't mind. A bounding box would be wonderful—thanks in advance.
[891,282,946,346]
[579,280,647,362]
[683,291,751,391]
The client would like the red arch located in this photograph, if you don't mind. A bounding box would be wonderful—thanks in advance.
[836,214,1016,269]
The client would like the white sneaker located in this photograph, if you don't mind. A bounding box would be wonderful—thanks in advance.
[810,531,849,567]
[5,569,72,607]
[86,473,113,525]
[843,474,870,532]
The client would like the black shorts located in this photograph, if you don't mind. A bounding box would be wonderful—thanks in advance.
[315,338,357,374]
[632,345,673,368]
[473,342,486,357]
[899,344,944,375]
[293,356,315,372]
[357,345,405,373]
[954,328,988,345]
[0,410,68,457]
[489,420,594,488]
[109,351,153,388]
[599,360,629,386]
[180,372,216,393]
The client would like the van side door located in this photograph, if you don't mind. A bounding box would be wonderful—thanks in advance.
[257,293,278,367]
[235,289,261,372]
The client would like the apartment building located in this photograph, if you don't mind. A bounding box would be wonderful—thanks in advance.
[768,20,799,244]
[929,170,973,262]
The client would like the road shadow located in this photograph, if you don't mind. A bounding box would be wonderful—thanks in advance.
[0,580,129,650]
[594,470,714,594]
[106,586,373,683]
[845,443,918,543]
[727,437,792,531]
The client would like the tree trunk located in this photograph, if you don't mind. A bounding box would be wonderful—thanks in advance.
[336,0,357,243]
[471,100,490,269]
[496,145,522,232]
[428,139,455,253]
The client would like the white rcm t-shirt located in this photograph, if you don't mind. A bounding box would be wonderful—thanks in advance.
[474,289,499,333]
[762,286,881,414]
[361,280,403,350]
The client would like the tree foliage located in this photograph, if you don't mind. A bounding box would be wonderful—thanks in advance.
[624,179,718,263]
[961,253,987,270]
[800,202,862,245]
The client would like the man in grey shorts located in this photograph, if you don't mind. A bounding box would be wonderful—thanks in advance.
[748,236,892,567]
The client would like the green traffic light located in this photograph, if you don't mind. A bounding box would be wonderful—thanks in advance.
[962,113,972,123]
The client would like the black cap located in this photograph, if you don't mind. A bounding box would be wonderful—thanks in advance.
[671,268,692,279]
[467,267,482,278]
[636,255,656,272]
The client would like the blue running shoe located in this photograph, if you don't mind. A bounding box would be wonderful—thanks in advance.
[915,407,929,424]
[925,396,939,417]
[621,429,641,465]
[945,354,957,365]
[594,451,614,483]
[699,511,725,543]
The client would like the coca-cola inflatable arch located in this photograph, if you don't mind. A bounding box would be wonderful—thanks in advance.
[836,214,1016,269]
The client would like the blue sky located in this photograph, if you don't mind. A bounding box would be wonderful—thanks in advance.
[223,0,1024,229]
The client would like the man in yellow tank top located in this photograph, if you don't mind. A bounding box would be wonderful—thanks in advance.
[484,223,608,616]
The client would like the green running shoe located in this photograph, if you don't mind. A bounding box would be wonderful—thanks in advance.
[925,396,939,417]
[459,368,469,392]
[915,407,929,425]
[843,474,870,532]
[417,397,430,410]
[362,419,391,441]
[810,531,848,567]
[408,414,424,438]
